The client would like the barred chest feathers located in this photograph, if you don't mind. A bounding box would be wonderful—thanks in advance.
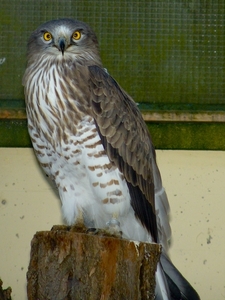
[24,60,146,240]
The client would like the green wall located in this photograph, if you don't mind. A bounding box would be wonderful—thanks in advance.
[0,0,224,148]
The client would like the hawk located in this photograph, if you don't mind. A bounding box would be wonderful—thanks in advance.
[23,18,200,300]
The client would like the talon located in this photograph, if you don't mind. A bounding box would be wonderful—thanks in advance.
[86,228,99,235]
[106,218,122,238]
[106,218,120,228]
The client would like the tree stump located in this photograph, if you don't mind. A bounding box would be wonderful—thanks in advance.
[27,225,161,300]
[0,279,12,300]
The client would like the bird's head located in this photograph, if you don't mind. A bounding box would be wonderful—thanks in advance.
[27,18,102,65]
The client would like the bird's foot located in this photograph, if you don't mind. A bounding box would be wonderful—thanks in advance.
[106,218,122,238]
[70,209,87,233]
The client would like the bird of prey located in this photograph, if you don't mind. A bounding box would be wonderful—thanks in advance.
[23,18,200,300]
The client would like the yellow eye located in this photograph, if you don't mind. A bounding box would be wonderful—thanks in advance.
[72,31,81,41]
[43,32,52,41]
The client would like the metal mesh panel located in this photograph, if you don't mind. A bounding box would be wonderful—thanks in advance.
[0,0,224,104]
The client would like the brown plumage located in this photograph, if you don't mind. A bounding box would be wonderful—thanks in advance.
[23,18,200,300]
[88,65,158,240]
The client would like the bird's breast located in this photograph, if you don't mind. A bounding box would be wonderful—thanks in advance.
[25,62,91,144]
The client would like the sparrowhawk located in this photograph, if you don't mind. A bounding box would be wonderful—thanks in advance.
[23,18,200,300]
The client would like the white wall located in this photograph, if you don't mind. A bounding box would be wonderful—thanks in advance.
[0,148,224,299]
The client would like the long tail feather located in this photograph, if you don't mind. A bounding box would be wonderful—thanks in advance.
[155,262,171,300]
[160,253,200,300]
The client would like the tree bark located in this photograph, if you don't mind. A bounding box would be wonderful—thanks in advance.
[0,279,12,300]
[27,225,161,300]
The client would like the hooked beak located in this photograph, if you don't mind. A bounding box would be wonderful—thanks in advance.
[58,38,66,56]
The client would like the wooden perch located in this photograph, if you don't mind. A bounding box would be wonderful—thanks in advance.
[0,279,12,300]
[27,225,161,300]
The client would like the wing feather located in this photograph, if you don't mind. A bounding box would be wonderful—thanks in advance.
[88,65,158,241]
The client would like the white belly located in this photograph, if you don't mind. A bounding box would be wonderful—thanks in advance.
[29,115,138,231]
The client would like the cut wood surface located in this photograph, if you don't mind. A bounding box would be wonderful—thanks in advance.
[27,225,161,300]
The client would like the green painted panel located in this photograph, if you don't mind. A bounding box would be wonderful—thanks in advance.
[148,122,225,150]
[1,118,225,150]
[0,0,224,104]
[0,120,31,147]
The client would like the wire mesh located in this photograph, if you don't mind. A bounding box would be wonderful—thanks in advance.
[0,0,224,104]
